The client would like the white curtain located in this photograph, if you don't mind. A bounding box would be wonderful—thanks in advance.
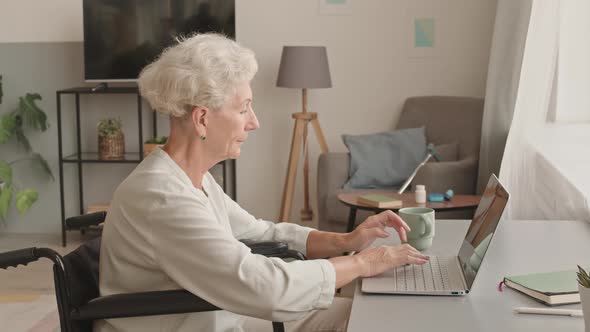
[497,0,560,220]
[476,0,532,194]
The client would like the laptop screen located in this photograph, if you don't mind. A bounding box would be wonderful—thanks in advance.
[457,174,509,290]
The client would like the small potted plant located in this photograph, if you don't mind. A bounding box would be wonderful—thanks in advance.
[97,118,125,160]
[144,136,167,157]
[578,265,590,331]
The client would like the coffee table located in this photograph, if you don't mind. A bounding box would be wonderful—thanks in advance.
[337,192,480,232]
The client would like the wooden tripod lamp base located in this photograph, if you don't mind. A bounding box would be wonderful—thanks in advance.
[275,46,332,222]
[278,89,329,223]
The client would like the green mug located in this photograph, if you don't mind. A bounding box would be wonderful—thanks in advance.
[398,207,435,250]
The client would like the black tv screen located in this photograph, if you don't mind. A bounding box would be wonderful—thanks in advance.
[83,0,235,82]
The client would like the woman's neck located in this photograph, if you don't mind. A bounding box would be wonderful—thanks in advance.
[162,136,215,190]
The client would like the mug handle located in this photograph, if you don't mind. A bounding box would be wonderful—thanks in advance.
[419,215,433,237]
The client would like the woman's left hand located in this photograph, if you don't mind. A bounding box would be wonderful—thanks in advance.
[345,210,411,252]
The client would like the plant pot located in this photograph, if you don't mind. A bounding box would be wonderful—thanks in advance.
[99,133,125,160]
[143,143,164,158]
[581,284,590,332]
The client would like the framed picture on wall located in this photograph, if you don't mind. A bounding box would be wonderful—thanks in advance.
[407,16,439,57]
[318,0,353,16]
[404,3,448,58]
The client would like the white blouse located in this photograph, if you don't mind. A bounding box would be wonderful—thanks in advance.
[94,148,336,332]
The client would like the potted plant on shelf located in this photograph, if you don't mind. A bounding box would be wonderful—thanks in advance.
[144,135,167,157]
[578,265,590,331]
[0,75,54,223]
[97,117,125,160]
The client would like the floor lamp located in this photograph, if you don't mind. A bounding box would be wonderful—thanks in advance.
[276,46,331,222]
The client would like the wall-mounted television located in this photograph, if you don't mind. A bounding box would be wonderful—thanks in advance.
[83,0,235,82]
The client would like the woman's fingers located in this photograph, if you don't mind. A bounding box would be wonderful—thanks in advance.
[408,255,429,265]
[360,212,411,242]
[409,251,429,262]
[397,227,408,242]
[393,244,428,264]
[384,210,411,231]
[358,244,430,277]
[377,210,411,235]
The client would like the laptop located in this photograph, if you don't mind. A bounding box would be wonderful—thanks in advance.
[361,174,509,296]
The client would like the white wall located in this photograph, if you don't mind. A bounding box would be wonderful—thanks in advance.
[0,0,496,233]
[0,0,83,42]
[556,0,590,123]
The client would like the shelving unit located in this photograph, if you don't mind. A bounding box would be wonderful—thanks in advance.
[56,86,236,246]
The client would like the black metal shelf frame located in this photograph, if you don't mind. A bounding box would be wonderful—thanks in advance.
[56,86,236,246]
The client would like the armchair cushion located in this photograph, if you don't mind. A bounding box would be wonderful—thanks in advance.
[432,143,459,162]
[413,157,479,194]
[341,127,427,189]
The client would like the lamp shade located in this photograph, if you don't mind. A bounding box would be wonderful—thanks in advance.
[276,46,332,89]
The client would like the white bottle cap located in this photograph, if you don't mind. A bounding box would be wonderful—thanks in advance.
[415,185,425,191]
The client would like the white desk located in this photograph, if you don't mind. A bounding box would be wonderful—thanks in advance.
[347,219,590,332]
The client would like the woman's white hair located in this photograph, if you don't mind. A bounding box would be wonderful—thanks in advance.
[138,33,258,117]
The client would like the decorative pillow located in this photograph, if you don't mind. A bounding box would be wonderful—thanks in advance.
[430,142,459,162]
[342,127,427,189]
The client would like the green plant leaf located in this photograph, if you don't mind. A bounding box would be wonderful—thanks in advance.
[15,189,38,215]
[0,160,12,186]
[30,153,54,181]
[97,117,123,137]
[14,126,32,151]
[18,93,48,131]
[577,266,590,287]
[0,185,13,222]
[0,114,17,144]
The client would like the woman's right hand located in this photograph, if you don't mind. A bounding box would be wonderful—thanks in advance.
[355,244,429,277]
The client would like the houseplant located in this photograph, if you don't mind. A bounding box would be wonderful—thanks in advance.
[578,265,590,331]
[144,135,167,157]
[97,117,125,160]
[0,75,54,223]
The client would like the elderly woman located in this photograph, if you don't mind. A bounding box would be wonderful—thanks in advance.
[95,33,428,332]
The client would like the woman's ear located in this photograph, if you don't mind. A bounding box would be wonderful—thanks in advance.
[190,106,209,136]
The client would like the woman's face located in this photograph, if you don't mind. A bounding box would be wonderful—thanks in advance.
[206,81,259,160]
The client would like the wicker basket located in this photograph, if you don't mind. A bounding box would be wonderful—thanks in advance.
[99,133,125,160]
[143,143,164,158]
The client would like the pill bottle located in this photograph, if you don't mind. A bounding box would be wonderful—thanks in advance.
[415,185,426,203]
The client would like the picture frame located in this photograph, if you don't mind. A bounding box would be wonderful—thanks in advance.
[318,0,353,16]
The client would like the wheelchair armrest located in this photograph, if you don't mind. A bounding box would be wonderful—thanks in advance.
[71,289,219,321]
[240,240,307,260]
[66,211,107,230]
[241,240,288,256]
[269,249,306,261]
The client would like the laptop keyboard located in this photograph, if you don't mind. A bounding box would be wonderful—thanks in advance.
[391,256,452,291]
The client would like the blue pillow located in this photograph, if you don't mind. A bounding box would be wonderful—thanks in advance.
[342,127,427,189]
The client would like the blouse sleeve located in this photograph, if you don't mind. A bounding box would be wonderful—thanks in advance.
[223,194,316,255]
[148,190,336,322]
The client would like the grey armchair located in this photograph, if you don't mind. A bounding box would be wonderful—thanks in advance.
[317,96,484,232]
